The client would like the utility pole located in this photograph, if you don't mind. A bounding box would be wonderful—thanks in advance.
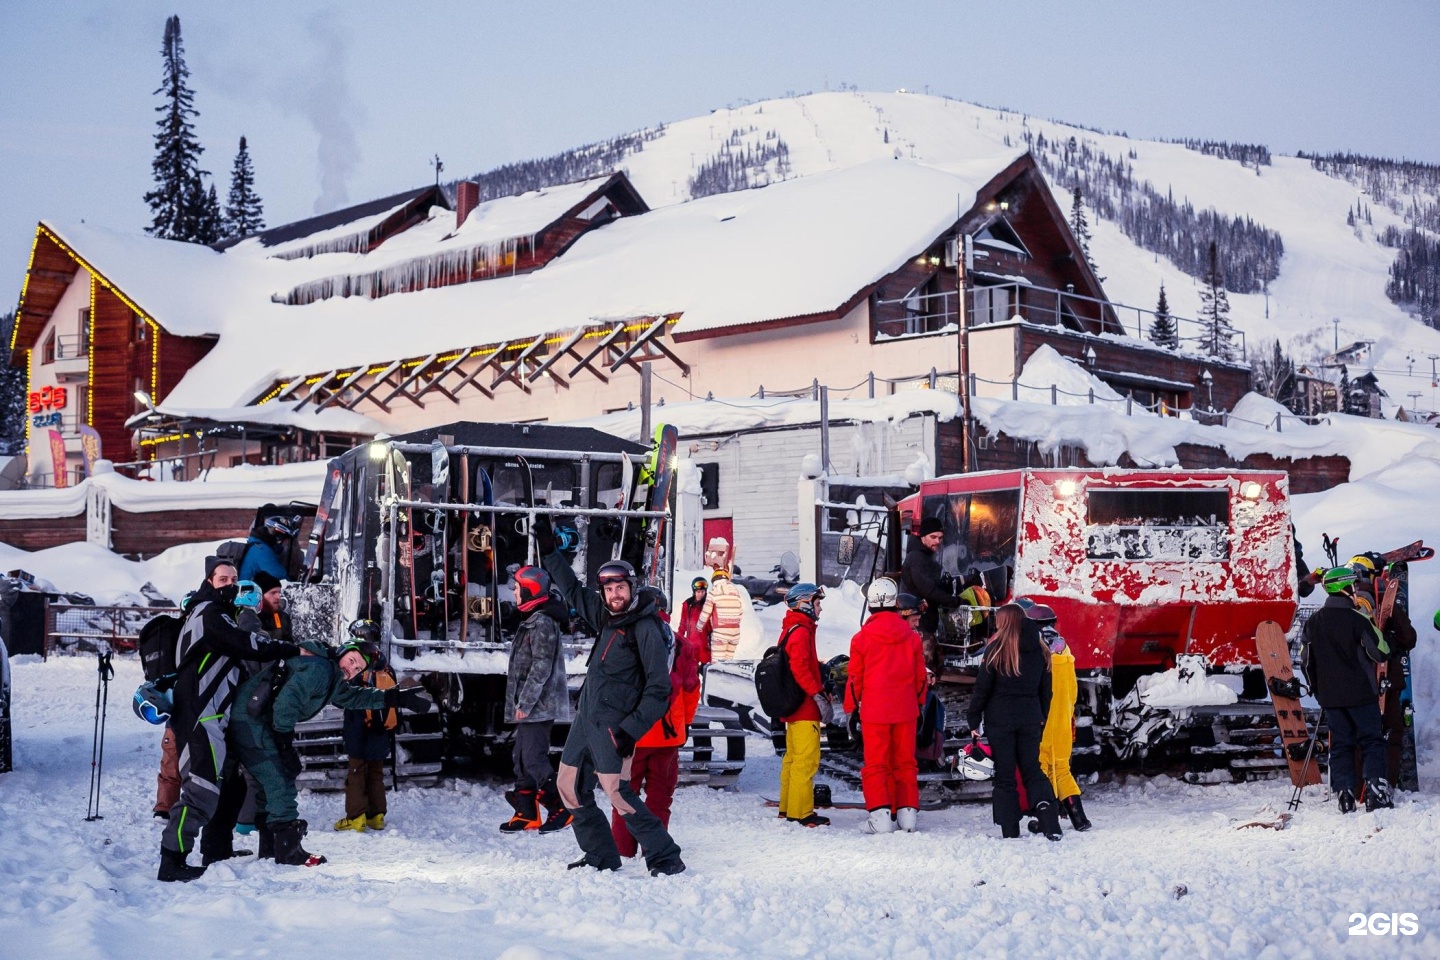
[639,362,652,441]
[956,216,973,472]
[431,154,444,187]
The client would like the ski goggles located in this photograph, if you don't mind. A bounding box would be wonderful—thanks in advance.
[133,685,172,725]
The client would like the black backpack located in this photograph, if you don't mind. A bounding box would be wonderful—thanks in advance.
[754,625,807,720]
[138,614,183,683]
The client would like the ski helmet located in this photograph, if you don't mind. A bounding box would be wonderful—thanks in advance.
[690,576,709,594]
[597,559,637,590]
[866,577,899,611]
[234,580,262,610]
[710,568,730,582]
[1349,555,1376,578]
[349,619,381,644]
[896,593,922,617]
[133,683,172,725]
[785,582,825,617]
[1011,596,1035,611]
[1322,566,1358,595]
[960,739,995,781]
[513,565,552,613]
[1024,603,1058,625]
[339,640,378,667]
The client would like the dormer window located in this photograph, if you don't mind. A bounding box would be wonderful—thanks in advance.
[974,218,1032,259]
[134,312,148,343]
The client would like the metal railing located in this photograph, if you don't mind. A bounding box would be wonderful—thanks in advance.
[874,284,1246,358]
[44,603,181,658]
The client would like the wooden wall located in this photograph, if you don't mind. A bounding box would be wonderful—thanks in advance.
[90,284,149,465]
[0,516,86,551]
[110,506,255,558]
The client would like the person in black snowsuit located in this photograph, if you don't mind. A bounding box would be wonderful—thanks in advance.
[536,520,684,876]
[967,603,1061,840]
[159,559,300,882]
[900,516,960,672]
[1301,571,1393,812]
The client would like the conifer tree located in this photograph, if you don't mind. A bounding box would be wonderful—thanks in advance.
[1069,185,1102,280]
[1148,282,1179,349]
[1198,240,1236,360]
[144,16,208,241]
[0,313,28,455]
[193,181,224,244]
[224,136,265,237]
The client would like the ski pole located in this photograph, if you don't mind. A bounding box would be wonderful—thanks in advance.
[85,649,114,821]
[1287,707,1325,812]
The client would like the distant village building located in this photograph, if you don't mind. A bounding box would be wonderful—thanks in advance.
[9,152,1247,490]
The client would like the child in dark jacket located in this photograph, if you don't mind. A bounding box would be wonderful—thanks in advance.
[335,621,398,832]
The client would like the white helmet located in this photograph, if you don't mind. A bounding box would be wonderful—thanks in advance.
[960,742,995,781]
[866,577,899,611]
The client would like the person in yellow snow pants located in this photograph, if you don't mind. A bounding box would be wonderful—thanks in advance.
[1033,605,1092,831]
[780,721,822,821]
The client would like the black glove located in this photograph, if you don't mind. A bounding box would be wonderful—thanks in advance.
[533,515,557,556]
[385,686,433,713]
[273,730,302,778]
[611,727,636,760]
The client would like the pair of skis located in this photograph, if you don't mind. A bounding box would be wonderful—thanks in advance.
[610,423,678,588]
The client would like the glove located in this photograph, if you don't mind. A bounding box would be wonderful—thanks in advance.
[611,727,636,760]
[385,686,433,713]
[813,693,835,725]
[273,730,302,778]
[532,515,557,556]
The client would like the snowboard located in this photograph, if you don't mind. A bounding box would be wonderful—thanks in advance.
[301,461,343,582]
[1379,562,1419,791]
[642,424,679,585]
[428,442,452,640]
[1254,620,1321,788]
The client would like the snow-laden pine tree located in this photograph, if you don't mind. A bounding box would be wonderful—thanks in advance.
[224,136,265,237]
[0,313,29,455]
[192,181,224,245]
[1148,282,1179,349]
[1198,240,1237,360]
[144,16,208,241]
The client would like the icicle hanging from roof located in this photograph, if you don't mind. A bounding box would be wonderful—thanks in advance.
[279,236,531,306]
[271,229,375,261]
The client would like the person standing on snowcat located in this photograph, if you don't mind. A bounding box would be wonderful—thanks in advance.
[535,518,686,876]
[239,513,298,583]
[900,517,961,672]
[1301,567,1392,813]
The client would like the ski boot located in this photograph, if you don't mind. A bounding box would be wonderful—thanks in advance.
[896,808,918,833]
[1000,820,1022,839]
[1034,800,1064,841]
[1063,795,1092,832]
[272,818,327,867]
[1337,789,1357,814]
[256,813,275,859]
[787,812,831,828]
[333,814,366,832]
[567,856,620,872]
[537,777,573,834]
[157,848,206,883]
[862,808,896,834]
[366,814,385,830]
[1364,779,1394,811]
[648,858,687,877]
[500,789,541,832]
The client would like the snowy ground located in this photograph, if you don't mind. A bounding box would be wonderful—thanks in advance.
[2,655,1437,959]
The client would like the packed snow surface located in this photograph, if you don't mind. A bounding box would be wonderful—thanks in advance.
[1,655,1437,958]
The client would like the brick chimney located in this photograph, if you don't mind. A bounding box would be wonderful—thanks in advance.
[456,181,479,230]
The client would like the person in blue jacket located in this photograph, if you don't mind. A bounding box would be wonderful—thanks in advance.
[238,514,298,583]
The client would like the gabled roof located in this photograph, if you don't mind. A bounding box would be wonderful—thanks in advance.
[213,185,448,253]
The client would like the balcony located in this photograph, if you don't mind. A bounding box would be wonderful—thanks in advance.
[52,334,89,383]
[874,282,1245,359]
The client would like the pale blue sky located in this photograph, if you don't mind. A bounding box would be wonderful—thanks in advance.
[2,0,1436,306]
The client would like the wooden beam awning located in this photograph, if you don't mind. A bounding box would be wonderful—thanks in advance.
[263,315,686,416]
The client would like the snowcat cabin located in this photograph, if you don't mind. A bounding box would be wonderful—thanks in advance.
[900,469,1297,676]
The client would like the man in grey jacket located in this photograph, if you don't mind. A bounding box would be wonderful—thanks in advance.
[500,566,575,834]
[540,536,684,876]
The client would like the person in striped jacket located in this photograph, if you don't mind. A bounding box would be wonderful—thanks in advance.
[699,570,745,660]
[158,558,300,882]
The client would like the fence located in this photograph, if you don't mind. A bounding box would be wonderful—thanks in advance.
[44,603,180,658]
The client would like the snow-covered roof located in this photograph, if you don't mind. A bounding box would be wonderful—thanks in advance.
[125,401,383,436]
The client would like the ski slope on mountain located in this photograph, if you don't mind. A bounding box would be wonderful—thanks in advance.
[612,91,1440,409]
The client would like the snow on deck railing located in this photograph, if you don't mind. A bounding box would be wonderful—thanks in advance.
[277,236,532,305]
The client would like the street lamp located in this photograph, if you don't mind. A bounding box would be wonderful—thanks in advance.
[1200,368,1214,411]
[1084,345,1097,368]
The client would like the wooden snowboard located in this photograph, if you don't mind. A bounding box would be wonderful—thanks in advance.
[1254,620,1321,788]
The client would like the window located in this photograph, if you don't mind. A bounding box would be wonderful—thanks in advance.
[1085,488,1230,561]
[902,273,948,335]
[698,461,720,510]
[924,488,1021,594]
[77,386,90,426]
[971,283,1012,326]
[133,312,148,343]
[79,308,91,352]
[42,330,56,364]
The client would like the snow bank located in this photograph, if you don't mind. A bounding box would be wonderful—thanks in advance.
[0,539,221,605]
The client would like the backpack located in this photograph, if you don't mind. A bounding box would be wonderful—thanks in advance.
[138,614,182,683]
[216,540,249,570]
[754,625,807,720]
[364,665,399,732]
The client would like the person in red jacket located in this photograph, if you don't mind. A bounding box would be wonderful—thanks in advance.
[610,589,702,858]
[776,583,833,827]
[844,578,928,834]
[676,577,713,667]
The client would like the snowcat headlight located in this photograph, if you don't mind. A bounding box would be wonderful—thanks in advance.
[1239,481,1263,500]
[1055,479,1078,498]
[368,442,388,461]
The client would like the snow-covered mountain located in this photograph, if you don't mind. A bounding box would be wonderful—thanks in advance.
[467,91,1440,410]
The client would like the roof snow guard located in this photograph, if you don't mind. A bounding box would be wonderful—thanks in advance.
[266,314,688,416]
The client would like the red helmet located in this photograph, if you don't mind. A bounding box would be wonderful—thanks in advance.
[514,566,552,612]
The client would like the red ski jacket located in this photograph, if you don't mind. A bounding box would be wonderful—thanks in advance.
[676,598,713,665]
[844,610,927,724]
[777,609,824,723]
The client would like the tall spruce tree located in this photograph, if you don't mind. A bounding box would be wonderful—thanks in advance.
[0,313,28,455]
[224,136,265,237]
[193,181,224,244]
[144,15,209,242]
[1148,282,1179,349]
[1198,240,1236,360]
[1069,185,1101,279]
